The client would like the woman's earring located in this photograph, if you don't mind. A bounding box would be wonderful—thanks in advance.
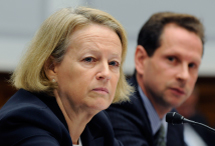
[52,79,56,82]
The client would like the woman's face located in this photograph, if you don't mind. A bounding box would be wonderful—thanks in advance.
[53,24,122,113]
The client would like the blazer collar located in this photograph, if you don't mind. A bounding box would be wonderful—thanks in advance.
[33,92,68,130]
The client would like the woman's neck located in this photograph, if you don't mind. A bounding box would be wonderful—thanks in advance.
[54,90,96,144]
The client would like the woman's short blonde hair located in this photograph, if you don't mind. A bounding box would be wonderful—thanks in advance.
[11,6,133,103]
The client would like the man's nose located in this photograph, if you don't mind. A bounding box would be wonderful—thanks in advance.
[176,63,190,82]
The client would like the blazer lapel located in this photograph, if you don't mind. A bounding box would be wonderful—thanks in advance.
[129,75,155,145]
[81,113,105,146]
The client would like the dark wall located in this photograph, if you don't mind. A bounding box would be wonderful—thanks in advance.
[195,77,215,127]
[0,72,17,109]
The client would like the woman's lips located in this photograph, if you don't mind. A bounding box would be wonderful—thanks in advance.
[92,88,109,94]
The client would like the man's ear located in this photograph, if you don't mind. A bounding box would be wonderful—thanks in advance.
[135,45,148,75]
[44,56,57,81]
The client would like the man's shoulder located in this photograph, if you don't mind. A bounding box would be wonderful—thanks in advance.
[108,75,144,113]
[106,86,150,129]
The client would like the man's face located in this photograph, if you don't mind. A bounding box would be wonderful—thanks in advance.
[139,23,202,108]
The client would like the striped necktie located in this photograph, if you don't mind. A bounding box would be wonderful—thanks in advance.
[154,124,166,146]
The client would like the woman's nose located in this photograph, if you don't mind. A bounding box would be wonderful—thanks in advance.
[96,62,111,81]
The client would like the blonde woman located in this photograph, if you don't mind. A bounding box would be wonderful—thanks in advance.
[0,7,133,146]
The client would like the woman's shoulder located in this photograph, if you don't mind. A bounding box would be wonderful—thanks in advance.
[0,89,72,146]
[0,89,66,129]
[0,89,50,120]
[1,89,47,108]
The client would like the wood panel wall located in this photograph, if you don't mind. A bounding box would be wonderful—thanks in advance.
[195,77,215,127]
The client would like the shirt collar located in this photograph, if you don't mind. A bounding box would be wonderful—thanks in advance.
[138,85,167,135]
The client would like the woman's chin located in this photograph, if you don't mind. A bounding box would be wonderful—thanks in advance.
[87,99,111,113]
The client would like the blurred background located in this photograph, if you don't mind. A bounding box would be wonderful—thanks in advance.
[0,0,215,128]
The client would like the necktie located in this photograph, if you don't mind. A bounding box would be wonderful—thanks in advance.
[154,124,166,146]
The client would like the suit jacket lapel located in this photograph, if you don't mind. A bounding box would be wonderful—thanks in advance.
[81,112,106,146]
[129,75,154,145]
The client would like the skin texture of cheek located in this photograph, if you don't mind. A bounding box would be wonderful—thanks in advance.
[143,66,192,109]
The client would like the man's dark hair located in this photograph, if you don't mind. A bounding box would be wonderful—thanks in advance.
[137,12,205,56]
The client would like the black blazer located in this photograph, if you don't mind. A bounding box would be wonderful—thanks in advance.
[106,75,186,146]
[0,89,123,146]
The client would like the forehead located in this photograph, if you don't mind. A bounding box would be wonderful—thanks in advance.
[71,24,119,42]
[162,24,201,43]
[156,24,203,59]
[66,23,122,54]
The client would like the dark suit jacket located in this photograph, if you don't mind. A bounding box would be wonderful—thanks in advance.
[106,75,186,146]
[0,89,123,146]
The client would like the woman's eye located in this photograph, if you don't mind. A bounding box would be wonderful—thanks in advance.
[109,61,120,67]
[83,57,95,62]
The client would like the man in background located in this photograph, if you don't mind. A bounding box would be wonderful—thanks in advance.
[107,12,204,146]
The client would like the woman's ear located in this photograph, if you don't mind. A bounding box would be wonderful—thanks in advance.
[44,56,57,81]
[135,45,148,75]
